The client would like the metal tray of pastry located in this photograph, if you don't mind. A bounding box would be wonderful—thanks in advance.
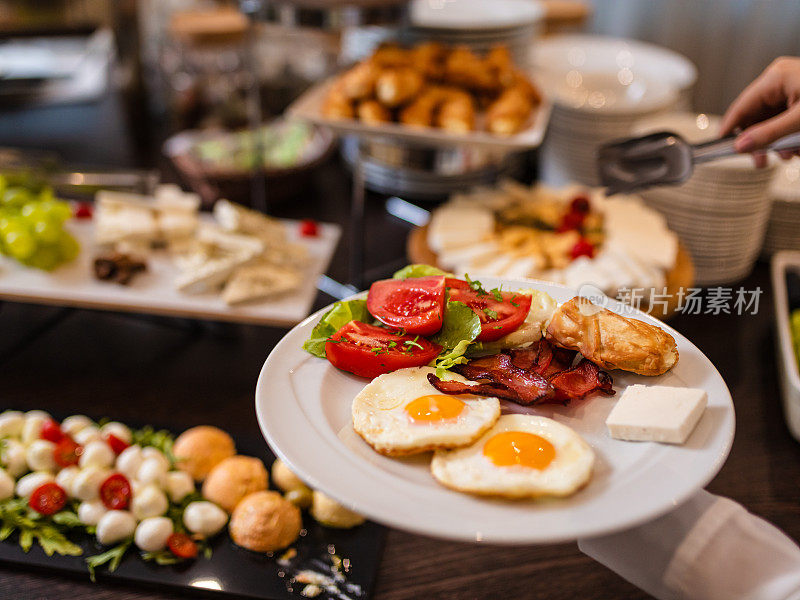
[286,77,552,151]
[0,426,385,600]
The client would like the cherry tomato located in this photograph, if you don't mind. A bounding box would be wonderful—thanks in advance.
[105,433,129,455]
[99,473,132,510]
[557,210,584,232]
[367,276,446,336]
[325,321,442,379]
[445,278,532,342]
[571,238,595,260]
[53,437,82,468]
[40,419,65,443]
[74,202,93,219]
[29,482,68,515]
[570,195,591,214]
[299,219,319,237]
[167,533,198,559]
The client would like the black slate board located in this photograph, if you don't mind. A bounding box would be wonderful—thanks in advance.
[0,424,385,600]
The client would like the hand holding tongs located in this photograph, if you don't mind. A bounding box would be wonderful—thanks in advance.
[597,130,800,194]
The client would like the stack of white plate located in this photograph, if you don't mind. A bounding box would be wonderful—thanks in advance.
[763,158,800,256]
[532,35,697,186]
[634,113,777,286]
[405,0,544,67]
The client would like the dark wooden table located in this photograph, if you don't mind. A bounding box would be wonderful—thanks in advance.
[2,96,800,600]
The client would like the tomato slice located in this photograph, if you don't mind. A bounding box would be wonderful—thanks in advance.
[325,321,442,379]
[167,533,198,559]
[40,419,65,443]
[105,433,129,455]
[29,482,68,515]
[53,437,82,468]
[367,276,446,336]
[100,473,132,510]
[445,278,532,342]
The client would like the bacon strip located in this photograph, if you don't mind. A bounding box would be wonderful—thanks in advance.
[550,358,615,401]
[430,340,613,407]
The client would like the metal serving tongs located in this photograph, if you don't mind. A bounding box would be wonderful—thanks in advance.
[597,130,800,194]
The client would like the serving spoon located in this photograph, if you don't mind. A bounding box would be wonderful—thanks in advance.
[597,130,800,194]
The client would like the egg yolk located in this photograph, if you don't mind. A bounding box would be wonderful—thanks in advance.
[405,395,465,422]
[483,431,555,470]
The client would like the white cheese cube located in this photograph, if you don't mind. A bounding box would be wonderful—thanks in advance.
[606,385,707,444]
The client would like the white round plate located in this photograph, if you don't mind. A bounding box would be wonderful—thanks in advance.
[410,0,543,30]
[255,278,735,545]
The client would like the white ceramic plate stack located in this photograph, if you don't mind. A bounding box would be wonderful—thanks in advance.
[532,35,697,186]
[634,113,776,286]
[405,0,544,67]
[763,158,800,256]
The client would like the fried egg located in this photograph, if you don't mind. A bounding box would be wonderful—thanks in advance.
[430,414,594,499]
[352,366,501,457]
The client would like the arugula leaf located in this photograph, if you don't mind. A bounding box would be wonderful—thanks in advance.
[463,273,488,296]
[86,539,132,582]
[483,308,498,320]
[302,299,371,359]
[52,510,82,528]
[0,497,83,558]
[132,426,176,466]
[392,264,451,280]
[431,301,481,378]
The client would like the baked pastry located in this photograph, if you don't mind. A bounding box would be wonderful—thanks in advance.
[545,297,679,376]
[444,46,498,92]
[310,491,365,529]
[321,85,354,119]
[375,68,424,107]
[339,61,380,100]
[229,491,302,552]
[356,99,392,125]
[436,88,475,132]
[202,455,269,512]
[399,87,441,127]
[173,426,236,482]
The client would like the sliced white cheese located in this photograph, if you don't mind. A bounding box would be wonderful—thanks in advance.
[427,206,494,253]
[222,261,302,306]
[606,384,707,444]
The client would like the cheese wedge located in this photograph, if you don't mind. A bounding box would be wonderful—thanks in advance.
[222,261,302,305]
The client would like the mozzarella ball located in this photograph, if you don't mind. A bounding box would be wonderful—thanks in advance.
[55,466,80,493]
[137,457,168,488]
[134,517,173,552]
[79,440,115,470]
[0,468,14,500]
[116,445,144,480]
[165,471,195,503]
[0,411,24,438]
[271,459,308,493]
[16,471,55,497]
[229,491,301,552]
[61,415,93,438]
[131,485,168,520]
[21,411,49,445]
[100,422,132,445]
[202,456,268,513]
[26,440,57,472]
[183,501,228,537]
[78,500,107,526]
[310,491,365,529]
[74,426,102,446]
[1,439,28,478]
[96,510,136,545]
[71,466,110,501]
[140,446,170,467]
[173,426,235,481]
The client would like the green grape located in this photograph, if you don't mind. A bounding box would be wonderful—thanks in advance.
[4,229,36,260]
[40,199,72,223]
[33,219,61,244]
[21,202,47,221]
[38,187,54,203]
[26,244,61,271]
[2,187,33,208]
[57,231,80,262]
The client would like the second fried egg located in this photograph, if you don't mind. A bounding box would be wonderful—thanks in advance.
[352,367,501,457]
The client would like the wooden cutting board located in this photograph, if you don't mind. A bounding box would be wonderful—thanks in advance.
[407,224,694,320]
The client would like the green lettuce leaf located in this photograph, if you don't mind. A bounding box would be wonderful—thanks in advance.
[392,264,452,280]
[302,299,371,358]
[431,300,481,378]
